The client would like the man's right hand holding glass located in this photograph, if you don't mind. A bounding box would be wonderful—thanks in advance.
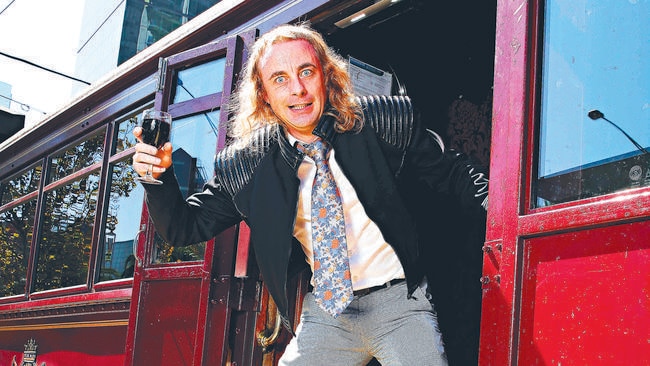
[132,126,173,181]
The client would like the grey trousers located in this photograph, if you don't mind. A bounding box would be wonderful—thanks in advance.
[279,281,448,366]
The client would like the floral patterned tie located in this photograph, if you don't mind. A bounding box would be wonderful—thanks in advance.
[300,139,353,317]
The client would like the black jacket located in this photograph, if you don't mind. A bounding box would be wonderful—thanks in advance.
[143,95,488,330]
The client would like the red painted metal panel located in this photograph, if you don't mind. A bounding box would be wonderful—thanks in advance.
[518,220,650,364]
[131,278,202,365]
[480,0,532,364]
[0,326,127,365]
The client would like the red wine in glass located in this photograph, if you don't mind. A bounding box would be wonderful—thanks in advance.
[137,109,171,185]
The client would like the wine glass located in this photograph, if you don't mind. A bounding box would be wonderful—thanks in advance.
[136,109,172,185]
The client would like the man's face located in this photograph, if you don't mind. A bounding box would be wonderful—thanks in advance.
[258,39,327,142]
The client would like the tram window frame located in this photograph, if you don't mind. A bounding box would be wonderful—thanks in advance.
[532,0,650,208]
[0,163,42,299]
[96,109,148,286]
[143,48,236,267]
[30,127,109,298]
[0,106,156,301]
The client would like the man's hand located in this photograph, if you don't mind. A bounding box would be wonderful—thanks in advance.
[132,126,173,179]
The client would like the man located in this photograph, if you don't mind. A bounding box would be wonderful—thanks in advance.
[133,23,488,365]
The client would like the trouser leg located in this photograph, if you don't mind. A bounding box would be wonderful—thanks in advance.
[364,283,448,366]
[279,282,448,366]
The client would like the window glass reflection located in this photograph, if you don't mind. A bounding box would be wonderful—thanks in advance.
[115,114,139,154]
[0,165,42,297]
[153,232,206,264]
[49,130,105,182]
[173,57,226,104]
[152,110,220,263]
[35,173,100,291]
[535,1,650,207]
[0,199,36,297]
[98,159,143,281]
[171,111,219,197]
[0,165,41,206]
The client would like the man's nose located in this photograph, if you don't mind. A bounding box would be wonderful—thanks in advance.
[289,78,307,96]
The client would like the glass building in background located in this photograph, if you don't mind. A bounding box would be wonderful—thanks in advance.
[118,0,221,65]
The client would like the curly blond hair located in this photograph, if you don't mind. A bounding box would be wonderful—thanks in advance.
[227,23,362,145]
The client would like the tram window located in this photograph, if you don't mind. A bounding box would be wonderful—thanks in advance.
[150,111,219,263]
[34,172,101,292]
[172,57,226,104]
[0,165,41,205]
[0,165,41,297]
[534,1,650,207]
[0,201,36,296]
[97,114,144,281]
[170,111,219,197]
[49,131,105,183]
[114,113,139,153]
[99,159,143,281]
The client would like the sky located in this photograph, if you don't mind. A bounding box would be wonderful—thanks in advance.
[0,0,86,128]
[538,0,650,176]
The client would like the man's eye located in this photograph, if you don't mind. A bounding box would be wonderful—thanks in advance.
[300,69,313,77]
[275,75,286,83]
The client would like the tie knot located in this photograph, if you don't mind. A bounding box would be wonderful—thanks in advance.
[300,139,329,163]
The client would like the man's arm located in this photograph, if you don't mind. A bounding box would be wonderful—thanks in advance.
[406,121,489,213]
[142,167,242,246]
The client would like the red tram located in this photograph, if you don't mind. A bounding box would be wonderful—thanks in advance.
[1,1,648,365]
